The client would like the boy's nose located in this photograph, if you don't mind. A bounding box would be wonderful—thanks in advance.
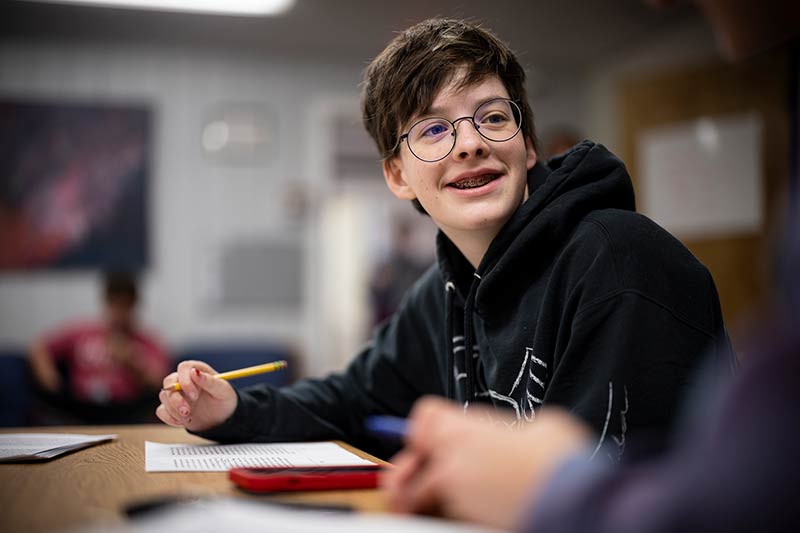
[452,119,489,160]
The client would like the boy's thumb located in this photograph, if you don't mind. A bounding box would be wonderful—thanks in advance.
[192,368,229,398]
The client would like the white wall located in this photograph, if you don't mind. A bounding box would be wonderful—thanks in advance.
[0,41,362,372]
[528,66,589,143]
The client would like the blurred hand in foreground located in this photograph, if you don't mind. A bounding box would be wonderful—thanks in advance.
[384,396,592,530]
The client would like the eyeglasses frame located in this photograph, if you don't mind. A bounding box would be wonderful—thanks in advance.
[391,98,523,163]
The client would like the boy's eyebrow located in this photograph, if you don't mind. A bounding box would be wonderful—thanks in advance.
[417,95,509,119]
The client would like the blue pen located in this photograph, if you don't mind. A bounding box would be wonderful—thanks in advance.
[365,415,408,441]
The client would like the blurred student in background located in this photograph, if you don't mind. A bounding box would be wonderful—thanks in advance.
[28,271,170,424]
[383,1,800,531]
[369,219,429,325]
[540,124,583,160]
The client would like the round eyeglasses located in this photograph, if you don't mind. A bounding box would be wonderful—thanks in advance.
[394,98,523,163]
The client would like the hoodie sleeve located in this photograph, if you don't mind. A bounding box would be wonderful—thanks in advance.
[546,291,721,459]
[541,213,732,458]
[193,268,446,459]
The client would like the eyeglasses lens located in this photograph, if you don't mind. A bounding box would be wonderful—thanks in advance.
[406,99,521,162]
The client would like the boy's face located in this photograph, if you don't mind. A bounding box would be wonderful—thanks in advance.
[382,74,537,244]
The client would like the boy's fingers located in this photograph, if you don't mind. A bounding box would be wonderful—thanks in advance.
[164,389,190,419]
[161,372,178,389]
[156,404,184,427]
[176,361,202,401]
[158,389,180,420]
[192,368,231,399]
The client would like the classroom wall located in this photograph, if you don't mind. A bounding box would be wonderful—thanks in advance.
[0,41,364,374]
[0,37,590,376]
[0,17,722,376]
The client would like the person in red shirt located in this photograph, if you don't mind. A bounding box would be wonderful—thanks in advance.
[28,272,170,423]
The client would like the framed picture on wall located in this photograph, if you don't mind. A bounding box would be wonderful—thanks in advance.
[0,98,151,271]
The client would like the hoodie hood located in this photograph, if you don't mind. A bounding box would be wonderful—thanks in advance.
[437,140,636,315]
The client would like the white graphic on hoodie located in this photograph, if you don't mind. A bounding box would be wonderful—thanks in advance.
[477,347,628,459]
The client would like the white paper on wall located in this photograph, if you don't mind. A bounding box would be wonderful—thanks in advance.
[638,112,763,239]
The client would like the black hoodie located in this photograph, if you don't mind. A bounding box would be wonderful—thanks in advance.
[197,141,732,460]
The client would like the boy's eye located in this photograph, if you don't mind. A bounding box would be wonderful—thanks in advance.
[416,121,451,139]
[479,112,510,125]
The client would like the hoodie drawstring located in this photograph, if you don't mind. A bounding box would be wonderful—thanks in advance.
[444,281,456,400]
[463,273,481,403]
[445,275,480,403]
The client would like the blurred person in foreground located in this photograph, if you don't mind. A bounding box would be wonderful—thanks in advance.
[384,1,800,531]
[29,271,170,424]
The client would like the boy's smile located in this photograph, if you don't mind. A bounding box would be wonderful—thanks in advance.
[383,74,537,267]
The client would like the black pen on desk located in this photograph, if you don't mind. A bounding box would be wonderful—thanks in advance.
[365,415,408,442]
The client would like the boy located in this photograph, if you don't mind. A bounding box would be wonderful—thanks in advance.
[157,18,731,460]
[382,4,800,532]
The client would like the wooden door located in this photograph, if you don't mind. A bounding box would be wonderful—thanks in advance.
[619,50,790,349]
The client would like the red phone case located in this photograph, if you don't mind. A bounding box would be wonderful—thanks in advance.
[228,465,384,492]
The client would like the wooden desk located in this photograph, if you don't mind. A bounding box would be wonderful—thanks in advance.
[0,425,388,533]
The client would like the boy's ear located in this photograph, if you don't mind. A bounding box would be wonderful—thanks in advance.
[525,138,538,170]
[382,157,417,201]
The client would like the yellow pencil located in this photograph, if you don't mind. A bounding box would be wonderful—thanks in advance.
[161,360,288,392]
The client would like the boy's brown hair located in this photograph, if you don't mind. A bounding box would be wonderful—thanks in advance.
[360,18,539,162]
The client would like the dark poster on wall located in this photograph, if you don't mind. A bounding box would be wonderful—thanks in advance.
[0,99,150,270]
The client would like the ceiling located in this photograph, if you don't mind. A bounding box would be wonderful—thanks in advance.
[1,0,701,70]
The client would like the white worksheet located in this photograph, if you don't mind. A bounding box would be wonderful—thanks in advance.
[0,433,117,462]
[145,441,376,472]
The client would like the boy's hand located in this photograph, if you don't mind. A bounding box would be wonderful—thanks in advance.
[156,360,237,432]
